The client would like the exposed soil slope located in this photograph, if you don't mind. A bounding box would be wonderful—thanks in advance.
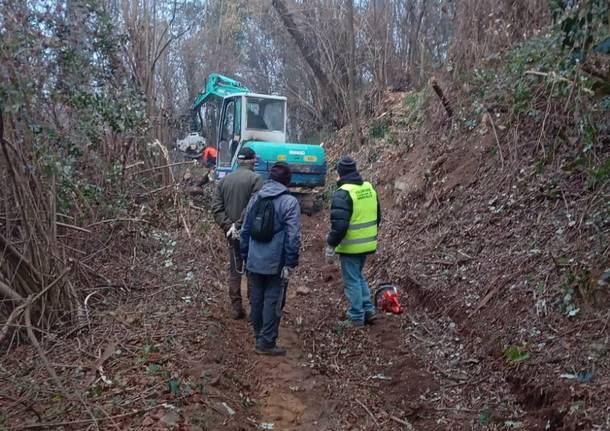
[324,89,610,430]
[2,90,608,430]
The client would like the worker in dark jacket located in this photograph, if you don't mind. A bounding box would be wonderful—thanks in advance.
[212,147,263,319]
[240,163,301,356]
[325,156,381,327]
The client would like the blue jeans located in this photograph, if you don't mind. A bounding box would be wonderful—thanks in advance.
[249,273,286,349]
[340,254,376,323]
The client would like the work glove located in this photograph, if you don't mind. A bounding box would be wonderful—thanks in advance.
[226,223,240,240]
[325,245,336,264]
[281,266,295,281]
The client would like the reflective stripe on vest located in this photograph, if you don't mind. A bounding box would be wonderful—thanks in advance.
[335,181,378,254]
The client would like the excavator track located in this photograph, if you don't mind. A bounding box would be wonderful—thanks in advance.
[292,190,324,216]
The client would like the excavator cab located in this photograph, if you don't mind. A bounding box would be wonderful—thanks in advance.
[193,74,326,189]
[215,93,287,175]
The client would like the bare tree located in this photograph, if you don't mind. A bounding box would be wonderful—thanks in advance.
[346,0,361,147]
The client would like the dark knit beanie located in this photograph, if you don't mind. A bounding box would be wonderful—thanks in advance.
[337,156,357,178]
[269,162,292,186]
[238,147,256,160]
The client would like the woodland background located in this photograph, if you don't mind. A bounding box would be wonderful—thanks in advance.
[0,1,609,428]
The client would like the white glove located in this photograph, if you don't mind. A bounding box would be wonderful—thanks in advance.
[281,266,295,281]
[226,223,240,240]
[325,245,336,264]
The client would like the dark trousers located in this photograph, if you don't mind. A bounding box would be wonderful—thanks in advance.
[227,239,245,309]
[249,273,286,349]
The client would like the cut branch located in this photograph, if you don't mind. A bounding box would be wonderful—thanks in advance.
[10,404,161,430]
[25,300,65,394]
[134,160,196,175]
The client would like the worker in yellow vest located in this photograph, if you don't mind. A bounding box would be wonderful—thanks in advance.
[325,156,381,327]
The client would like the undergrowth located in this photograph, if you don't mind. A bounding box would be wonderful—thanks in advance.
[466,17,608,184]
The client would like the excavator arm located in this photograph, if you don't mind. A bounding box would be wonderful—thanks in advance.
[192,73,250,111]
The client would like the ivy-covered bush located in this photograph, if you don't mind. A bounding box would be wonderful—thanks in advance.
[464,0,608,180]
[0,0,150,215]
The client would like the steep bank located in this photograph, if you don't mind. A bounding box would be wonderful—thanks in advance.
[321,67,609,428]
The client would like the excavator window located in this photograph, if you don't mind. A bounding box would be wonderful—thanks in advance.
[221,101,235,142]
[246,97,285,132]
[218,99,237,168]
[198,101,220,148]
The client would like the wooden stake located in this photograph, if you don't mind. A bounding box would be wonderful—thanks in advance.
[429,77,453,120]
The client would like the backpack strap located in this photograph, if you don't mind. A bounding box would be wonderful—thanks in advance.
[269,191,289,235]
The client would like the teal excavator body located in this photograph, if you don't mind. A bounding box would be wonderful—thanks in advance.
[192,74,326,188]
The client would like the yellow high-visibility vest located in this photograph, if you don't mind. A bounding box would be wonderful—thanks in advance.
[335,182,378,254]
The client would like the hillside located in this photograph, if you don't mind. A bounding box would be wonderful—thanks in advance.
[320,87,610,429]
[320,37,610,428]
[4,58,609,431]
[1,2,609,430]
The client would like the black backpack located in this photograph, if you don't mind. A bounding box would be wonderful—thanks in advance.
[249,196,277,242]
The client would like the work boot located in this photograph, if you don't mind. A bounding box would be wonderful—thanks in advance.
[338,319,365,329]
[255,345,287,356]
[364,312,378,325]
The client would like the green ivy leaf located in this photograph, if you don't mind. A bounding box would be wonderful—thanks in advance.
[479,407,492,425]
[168,378,181,395]
[147,363,161,374]
[142,343,157,354]
[504,345,530,362]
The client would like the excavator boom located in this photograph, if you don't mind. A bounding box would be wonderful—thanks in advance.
[193,73,250,111]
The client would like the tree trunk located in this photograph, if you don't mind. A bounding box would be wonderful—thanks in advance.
[346,0,361,147]
[408,0,428,86]
[271,0,342,127]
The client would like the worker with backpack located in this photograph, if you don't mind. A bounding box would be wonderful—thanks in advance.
[240,162,301,356]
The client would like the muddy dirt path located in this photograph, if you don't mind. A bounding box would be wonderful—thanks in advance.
[235,208,543,430]
[1,202,552,430]
[236,214,339,429]
[237,212,443,430]
[253,316,335,429]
